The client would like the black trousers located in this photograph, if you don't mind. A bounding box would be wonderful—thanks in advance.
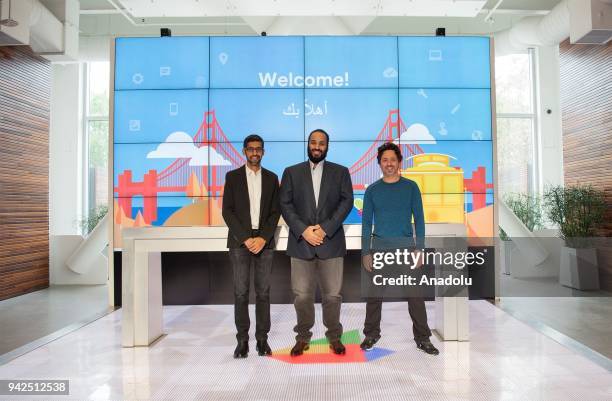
[363,298,432,342]
[229,247,274,342]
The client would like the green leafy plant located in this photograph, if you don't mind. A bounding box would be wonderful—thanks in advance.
[543,184,605,248]
[499,228,509,241]
[499,193,543,239]
[80,205,108,234]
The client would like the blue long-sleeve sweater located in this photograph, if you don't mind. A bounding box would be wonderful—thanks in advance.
[361,177,425,255]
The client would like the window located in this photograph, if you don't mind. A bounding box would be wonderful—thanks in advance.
[84,62,110,225]
[495,50,538,197]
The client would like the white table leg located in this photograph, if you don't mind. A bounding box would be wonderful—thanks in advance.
[435,296,457,340]
[457,296,469,341]
[121,238,135,347]
[134,251,163,346]
[434,296,470,341]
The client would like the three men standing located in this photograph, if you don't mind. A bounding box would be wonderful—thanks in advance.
[279,129,354,356]
[222,134,281,358]
[222,136,438,358]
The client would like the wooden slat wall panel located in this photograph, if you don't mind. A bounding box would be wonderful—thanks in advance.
[0,46,50,301]
[559,39,612,290]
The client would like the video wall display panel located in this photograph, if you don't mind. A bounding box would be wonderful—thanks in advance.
[304,36,398,88]
[208,89,304,142]
[113,36,495,247]
[398,36,491,88]
[114,89,209,144]
[115,37,209,90]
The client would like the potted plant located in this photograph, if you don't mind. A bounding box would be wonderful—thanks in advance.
[543,184,605,290]
[505,193,544,232]
[79,205,109,235]
[499,193,544,275]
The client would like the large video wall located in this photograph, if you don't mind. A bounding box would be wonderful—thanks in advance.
[113,36,494,246]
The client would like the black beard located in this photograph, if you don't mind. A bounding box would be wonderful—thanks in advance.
[307,147,328,164]
[247,156,261,166]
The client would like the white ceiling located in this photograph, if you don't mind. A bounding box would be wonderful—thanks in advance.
[77,0,566,39]
[80,0,565,16]
[115,0,489,18]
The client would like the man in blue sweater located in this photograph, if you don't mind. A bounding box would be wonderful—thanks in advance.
[360,142,439,355]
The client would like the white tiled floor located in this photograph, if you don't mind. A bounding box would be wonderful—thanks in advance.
[0,301,610,400]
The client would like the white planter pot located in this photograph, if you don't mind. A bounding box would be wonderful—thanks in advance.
[559,246,599,290]
[499,240,515,275]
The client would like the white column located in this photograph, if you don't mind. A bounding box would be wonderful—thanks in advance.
[535,45,565,193]
[49,63,83,236]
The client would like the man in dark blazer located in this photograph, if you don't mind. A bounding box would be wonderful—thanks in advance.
[222,134,281,359]
[280,129,354,356]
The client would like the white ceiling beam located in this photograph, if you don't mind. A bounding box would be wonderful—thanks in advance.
[484,0,505,22]
[338,16,376,34]
[240,16,278,34]
[266,16,353,35]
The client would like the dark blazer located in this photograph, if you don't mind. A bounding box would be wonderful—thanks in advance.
[222,166,281,249]
[280,160,354,259]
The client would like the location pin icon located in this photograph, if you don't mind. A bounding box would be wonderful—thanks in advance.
[219,52,228,65]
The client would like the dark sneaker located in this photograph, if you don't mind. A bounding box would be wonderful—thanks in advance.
[360,337,380,351]
[416,340,439,355]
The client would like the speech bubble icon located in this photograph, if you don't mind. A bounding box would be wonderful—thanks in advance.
[219,52,228,65]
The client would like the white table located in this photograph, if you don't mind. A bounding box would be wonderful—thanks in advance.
[121,224,469,347]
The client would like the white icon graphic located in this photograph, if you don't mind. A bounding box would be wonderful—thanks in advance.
[451,104,461,114]
[160,66,171,76]
[383,67,398,79]
[395,123,437,145]
[195,75,206,87]
[147,131,231,167]
[129,120,141,131]
[132,73,144,85]
[438,122,448,136]
[417,89,428,99]
[169,102,179,116]
[472,130,483,140]
[429,49,443,61]
[218,52,228,65]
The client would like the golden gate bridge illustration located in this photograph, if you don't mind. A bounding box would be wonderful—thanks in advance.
[115,109,492,225]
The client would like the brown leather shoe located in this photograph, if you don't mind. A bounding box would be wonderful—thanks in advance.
[290,341,310,356]
[329,340,346,355]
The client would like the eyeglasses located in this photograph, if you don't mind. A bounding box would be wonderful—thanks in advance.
[245,147,264,153]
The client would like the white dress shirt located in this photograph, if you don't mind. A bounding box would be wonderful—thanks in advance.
[245,165,262,229]
[309,160,324,208]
